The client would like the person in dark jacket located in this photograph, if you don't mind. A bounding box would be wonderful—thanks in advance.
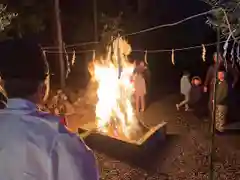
[214,68,229,132]
[204,52,239,112]
[189,76,202,105]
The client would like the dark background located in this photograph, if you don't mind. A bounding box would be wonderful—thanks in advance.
[2,0,218,91]
[59,0,216,92]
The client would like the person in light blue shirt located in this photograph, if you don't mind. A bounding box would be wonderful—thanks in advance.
[0,39,99,180]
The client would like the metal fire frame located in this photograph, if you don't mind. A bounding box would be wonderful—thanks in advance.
[78,121,167,146]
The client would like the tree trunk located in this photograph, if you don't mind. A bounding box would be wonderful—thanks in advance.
[93,0,98,42]
[54,0,65,88]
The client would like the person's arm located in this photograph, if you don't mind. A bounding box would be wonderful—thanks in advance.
[204,66,213,87]
[229,65,239,87]
[51,134,99,180]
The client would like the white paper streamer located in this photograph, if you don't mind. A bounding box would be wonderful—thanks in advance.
[223,33,232,59]
[230,42,235,67]
[92,50,96,60]
[230,42,235,62]
[202,44,206,62]
[171,49,175,65]
[144,50,148,64]
[71,50,76,66]
[237,43,240,65]
[237,43,240,60]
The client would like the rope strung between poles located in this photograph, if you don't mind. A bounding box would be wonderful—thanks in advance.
[42,41,99,50]
[124,10,214,36]
[44,49,95,54]
[132,39,235,53]
[42,9,217,50]
[44,40,225,55]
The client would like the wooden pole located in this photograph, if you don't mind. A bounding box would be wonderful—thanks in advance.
[209,26,220,180]
[93,0,98,42]
[54,0,65,88]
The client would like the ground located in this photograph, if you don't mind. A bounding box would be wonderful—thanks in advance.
[65,84,240,180]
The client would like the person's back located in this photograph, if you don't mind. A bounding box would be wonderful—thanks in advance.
[0,100,61,180]
[0,99,98,180]
[0,39,99,180]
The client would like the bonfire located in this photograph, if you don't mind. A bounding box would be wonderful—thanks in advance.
[90,36,145,141]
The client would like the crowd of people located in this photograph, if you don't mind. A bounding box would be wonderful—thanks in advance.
[176,52,239,132]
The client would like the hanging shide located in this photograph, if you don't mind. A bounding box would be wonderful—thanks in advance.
[202,44,206,62]
[171,49,175,65]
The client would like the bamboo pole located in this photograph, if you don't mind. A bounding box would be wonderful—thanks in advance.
[209,26,220,180]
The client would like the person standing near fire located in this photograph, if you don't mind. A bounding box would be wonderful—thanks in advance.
[132,60,147,112]
[214,68,229,132]
[204,52,239,113]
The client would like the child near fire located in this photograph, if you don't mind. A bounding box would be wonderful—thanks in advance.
[132,61,147,112]
[189,76,203,106]
[176,73,203,111]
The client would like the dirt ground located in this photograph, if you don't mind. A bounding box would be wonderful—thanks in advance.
[66,85,240,180]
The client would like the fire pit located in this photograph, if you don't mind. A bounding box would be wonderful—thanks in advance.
[78,119,166,146]
[80,36,167,147]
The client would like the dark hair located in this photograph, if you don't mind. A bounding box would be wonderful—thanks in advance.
[0,38,48,99]
[218,65,226,72]
[191,76,202,84]
[4,79,41,99]
[0,38,48,81]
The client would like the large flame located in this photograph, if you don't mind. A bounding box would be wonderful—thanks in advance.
[91,37,139,139]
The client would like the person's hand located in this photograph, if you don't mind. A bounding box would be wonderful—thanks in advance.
[204,86,207,92]
[232,83,235,88]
